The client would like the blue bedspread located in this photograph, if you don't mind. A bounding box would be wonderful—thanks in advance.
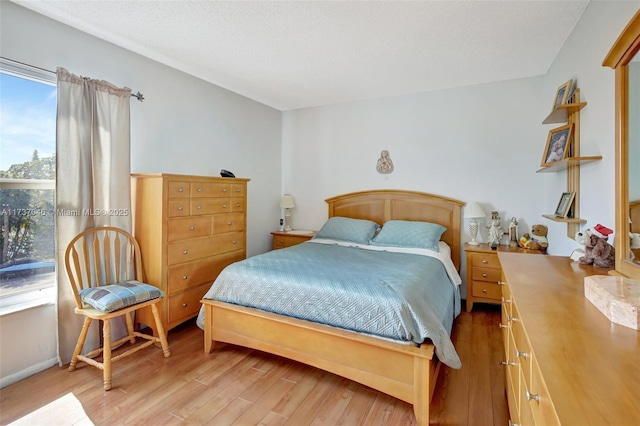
[197,242,462,368]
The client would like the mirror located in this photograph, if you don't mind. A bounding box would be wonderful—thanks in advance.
[603,10,640,279]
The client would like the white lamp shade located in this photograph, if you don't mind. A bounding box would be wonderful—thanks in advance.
[280,194,295,209]
[464,202,486,219]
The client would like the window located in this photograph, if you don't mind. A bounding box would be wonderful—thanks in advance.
[0,58,57,313]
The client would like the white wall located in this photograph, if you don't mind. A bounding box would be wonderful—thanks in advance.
[282,1,640,287]
[542,0,640,254]
[0,1,282,386]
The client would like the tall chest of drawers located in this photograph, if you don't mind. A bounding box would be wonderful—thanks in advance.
[131,173,250,334]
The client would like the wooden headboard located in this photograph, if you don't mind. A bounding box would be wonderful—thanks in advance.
[325,190,465,271]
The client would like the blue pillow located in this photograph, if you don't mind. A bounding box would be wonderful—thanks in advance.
[314,217,380,244]
[79,280,164,312]
[370,220,446,252]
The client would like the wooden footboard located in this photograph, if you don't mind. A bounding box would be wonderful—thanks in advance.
[202,299,440,425]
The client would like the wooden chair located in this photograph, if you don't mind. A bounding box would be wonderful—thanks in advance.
[64,226,170,390]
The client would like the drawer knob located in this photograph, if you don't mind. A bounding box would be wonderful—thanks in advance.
[197,187,202,192]
[223,204,228,208]
[178,206,184,211]
[178,187,184,192]
[228,222,233,226]
[236,203,241,207]
[515,350,528,359]
[197,205,202,210]
[482,260,488,264]
[223,188,228,192]
[482,289,487,293]
[526,390,540,403]
[499,361,515,367]
[183,250,188,255]
[236,188,241,192]
[190,226,195,231]
[482,273,487,277]
[233,240,238,244]
[182,275,188,280]
[182,303,188,307]
[498,323,508,329]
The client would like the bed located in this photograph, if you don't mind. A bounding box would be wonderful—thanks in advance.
[198,189,464,425]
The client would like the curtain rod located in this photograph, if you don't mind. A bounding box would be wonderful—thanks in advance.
[0,56,144,102]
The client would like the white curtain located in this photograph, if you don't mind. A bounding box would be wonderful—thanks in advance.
[55,67,132,365]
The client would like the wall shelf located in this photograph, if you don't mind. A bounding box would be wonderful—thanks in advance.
[542,214,588,224]
[536,156,603,173]
[540,89,601,238]
[542,102,587,124]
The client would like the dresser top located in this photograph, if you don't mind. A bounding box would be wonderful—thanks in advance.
[498,253,640,424]
[131,173,250,182]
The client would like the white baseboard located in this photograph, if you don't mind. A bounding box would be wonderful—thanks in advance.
[0,357,59,389]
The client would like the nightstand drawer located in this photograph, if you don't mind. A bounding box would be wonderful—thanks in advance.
[471,266,501,283]
[273,235,305,249]
[471,281,502,300]
[470,252,500,268]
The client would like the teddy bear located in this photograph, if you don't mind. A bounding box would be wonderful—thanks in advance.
[575,224,615,269]
[518,224,548,253]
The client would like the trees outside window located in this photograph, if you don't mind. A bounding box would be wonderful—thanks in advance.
[0,66,56,298]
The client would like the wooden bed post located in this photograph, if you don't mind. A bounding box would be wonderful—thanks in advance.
[204,304,214,353]
[413,355,430,425]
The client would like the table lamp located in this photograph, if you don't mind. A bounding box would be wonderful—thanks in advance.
[280,194,295,231]
[464,201,486,246]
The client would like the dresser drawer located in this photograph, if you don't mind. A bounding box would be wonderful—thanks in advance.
[529,355,560,425]
[167,181,190,198]
[191,198,231,215]
[168,216,212,242]
[167,284,208,325]
[230,197,245,212]
[168,200,189,217]
[214,231,245,253]
[472,266,501,283]
[212,213,244,234]
[471,281,502,300]
[510,303,532,389]
[506,366,520,426]
[519,368,535,426]
[470,252,500,268]
[167,236,220,265]
[230,184,245,196]
[191,182,230,198]
[167,251,245,295]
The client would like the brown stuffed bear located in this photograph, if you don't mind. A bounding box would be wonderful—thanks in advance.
[519,224,548,253]
[576,225,615,269]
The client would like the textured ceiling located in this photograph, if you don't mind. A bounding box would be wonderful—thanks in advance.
[14,1,589,111]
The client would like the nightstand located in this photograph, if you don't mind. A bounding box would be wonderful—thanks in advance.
[464,243,542,312]
[271,230,316,250]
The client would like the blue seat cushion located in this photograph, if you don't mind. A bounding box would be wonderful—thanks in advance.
[79,280,164,312]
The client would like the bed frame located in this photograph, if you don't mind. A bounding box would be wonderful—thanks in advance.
[201,189,464,425]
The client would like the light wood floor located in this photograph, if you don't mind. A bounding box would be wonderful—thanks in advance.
[0,304,508,426]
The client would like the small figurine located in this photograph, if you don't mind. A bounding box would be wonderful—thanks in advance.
[486,210,502,249]
[508,217,518,247]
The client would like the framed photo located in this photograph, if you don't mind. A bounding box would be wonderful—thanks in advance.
[552,79,573,111]
[541,123,573,167]
[555,192,576,218]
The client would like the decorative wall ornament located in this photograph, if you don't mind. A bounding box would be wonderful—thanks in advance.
[376,150,394,174]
